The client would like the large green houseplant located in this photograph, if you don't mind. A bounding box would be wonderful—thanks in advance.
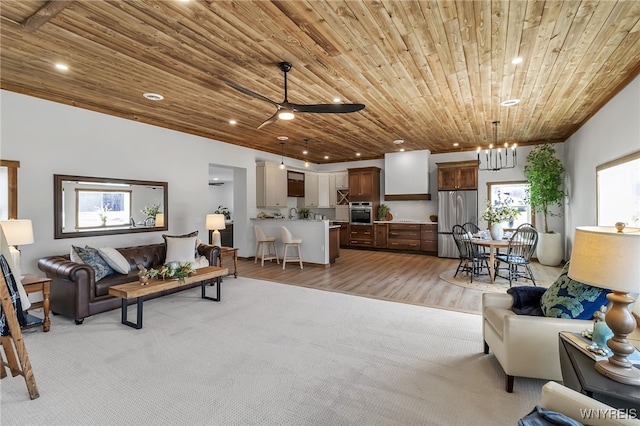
[524,144,565,265]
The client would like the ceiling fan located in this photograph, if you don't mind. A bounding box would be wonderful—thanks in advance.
[225,62,365,129]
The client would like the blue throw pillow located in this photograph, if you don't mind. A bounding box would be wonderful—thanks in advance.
[73,245,114,281]
[540,261,610,320]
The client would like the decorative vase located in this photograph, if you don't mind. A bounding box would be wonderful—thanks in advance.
[489,223,504,240]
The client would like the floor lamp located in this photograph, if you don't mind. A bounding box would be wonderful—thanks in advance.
[568,225,640,385]
[0,219,34,278]
[206,214,226,247]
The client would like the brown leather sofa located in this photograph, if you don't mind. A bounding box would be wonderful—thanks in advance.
[38,243,221,324]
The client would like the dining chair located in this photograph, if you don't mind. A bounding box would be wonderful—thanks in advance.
[452,225,489,282]
[254,225,279,266]
[494,223,538,286]
[462,222,488,255]
[279,226,303,270]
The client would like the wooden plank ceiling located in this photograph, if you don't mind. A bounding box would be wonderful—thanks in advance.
[1,0,639,164]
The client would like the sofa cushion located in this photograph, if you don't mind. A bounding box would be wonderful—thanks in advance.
[507,286,546,316]
[164,235,198,263]
[98,247,130,274]
[73,245,114,281]
[540,261,610,320]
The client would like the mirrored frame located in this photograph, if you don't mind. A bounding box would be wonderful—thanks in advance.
[54,174,168,239]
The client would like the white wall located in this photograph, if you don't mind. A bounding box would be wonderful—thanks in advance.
[564,75,640,255]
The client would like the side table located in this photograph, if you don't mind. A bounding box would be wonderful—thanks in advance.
[21,274,51,332]
[219,246,238,278]
[559,333,640,410]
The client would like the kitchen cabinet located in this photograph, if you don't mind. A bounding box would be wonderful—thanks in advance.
[349,225,373,247]
[387,223,421,250]
[287,171,305,197]
[334,171,349,189]
[318,173,331,207]
[348,167,381,201]
[374,223,388,248]
[304,171,319,207]
[328,173,337,207]
[256,161,287,208]
[329,227,340,263]
[420,224,438,253]
[338,222,350,247]
[436,160,479,190]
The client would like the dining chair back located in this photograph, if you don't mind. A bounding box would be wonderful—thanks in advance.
[495,223,538,286]
[452,225,489,282]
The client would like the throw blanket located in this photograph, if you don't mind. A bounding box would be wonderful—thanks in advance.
[0,254,26,336]
[518,405,584,426]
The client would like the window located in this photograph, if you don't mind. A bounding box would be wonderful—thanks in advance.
[597,151,640,227]
[0,160,19,220]
[486,181,532,229]
[75,189,131,229]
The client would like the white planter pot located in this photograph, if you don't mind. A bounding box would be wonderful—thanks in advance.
[489,223,504,241]
[536,232,563,266]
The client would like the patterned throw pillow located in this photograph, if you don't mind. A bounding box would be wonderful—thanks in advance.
[73,245,114,281]
[540,261,610,319]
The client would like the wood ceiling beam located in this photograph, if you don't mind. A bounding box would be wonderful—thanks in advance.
[22,0,74,33]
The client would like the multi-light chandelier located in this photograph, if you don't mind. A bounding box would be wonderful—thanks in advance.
[477,121,517,171]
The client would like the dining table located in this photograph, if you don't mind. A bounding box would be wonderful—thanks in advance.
[471,238,510,283]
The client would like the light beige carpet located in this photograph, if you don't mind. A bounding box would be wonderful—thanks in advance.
[439,270,552,293]
[2,277,545,425]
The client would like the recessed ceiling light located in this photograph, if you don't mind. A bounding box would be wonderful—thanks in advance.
[500,99,520,107]
[55,63,68,71]
[399,148,405,152]
[333,97,341,103]
[324,155,329,160]
[277,136,288,141]
[453,143,459,147]
[143,93,164,101]
[512,57,523,64]
[303,149,308,155]
[393,139,404,145]
[229,119,237,125]
[356,153,361,157]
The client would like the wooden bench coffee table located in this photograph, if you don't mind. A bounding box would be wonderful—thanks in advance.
[108,266,228,329]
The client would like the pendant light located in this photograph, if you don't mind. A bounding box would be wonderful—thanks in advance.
[477,121,517,171]
[279,142,286,170]
[303,138,310,167]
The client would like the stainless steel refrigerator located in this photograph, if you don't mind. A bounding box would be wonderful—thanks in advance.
[437,190,478,258]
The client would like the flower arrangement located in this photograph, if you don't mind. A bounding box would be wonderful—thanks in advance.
[146,262,195,283]
[141,203,160,218]
[481,199,520,225]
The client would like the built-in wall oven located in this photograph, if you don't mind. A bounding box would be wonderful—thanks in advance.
[349,202,373,225]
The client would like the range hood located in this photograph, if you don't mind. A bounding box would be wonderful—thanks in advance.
[384,150,431,201]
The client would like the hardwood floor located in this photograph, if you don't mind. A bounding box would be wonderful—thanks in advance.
[236,249,564,314]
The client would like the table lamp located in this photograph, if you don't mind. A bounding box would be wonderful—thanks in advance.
[568,225,640,385]
[0,219,34,277]
[206,214,226,247]
[155,213,164,228]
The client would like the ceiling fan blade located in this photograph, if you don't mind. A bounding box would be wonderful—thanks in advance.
[225,81,279,106]
[289,103,366,114]
[257,111,279,129]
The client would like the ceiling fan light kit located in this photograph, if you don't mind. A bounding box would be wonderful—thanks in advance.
[225,62,365,129]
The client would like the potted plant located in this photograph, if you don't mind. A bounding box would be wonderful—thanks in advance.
[377,204,390,221]
[481,199,520,240]
[214,205,231,221]
[298,208,311,220]
[524,143,565,266]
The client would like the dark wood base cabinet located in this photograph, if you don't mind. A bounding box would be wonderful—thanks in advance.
[350,225,373,247]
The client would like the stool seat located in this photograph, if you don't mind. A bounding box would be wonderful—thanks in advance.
[254,225,279,266]
[279,226,303,270]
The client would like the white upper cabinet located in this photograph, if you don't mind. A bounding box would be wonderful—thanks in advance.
[304,171,319,207]
[334,170,349,189]
[256,161,287,208]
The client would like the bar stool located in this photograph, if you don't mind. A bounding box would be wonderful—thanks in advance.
[254,225,279,266]
[279,226,303,270]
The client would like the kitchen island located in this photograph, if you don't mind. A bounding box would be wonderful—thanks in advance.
[250,218,340,267]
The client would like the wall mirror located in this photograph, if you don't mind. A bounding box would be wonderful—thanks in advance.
[54,174,168,239]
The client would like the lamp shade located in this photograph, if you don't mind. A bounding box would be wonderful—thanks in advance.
[0,219,34,246]
[568,226,640,293]
[205,214,226,231]
[155,213,164,227]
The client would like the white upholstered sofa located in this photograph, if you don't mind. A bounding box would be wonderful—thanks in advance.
[540,381,640,426]
[482,292,592,392]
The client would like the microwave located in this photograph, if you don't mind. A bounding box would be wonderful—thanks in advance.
[349,202,373,225]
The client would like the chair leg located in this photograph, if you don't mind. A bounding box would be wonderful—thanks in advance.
[282,245,288,270]
[505,374,514,393]
[273,242,280,264]
[297,244,303,269]
[526,265,536,285]
[261,243,266,267]
[254,242,260,264]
